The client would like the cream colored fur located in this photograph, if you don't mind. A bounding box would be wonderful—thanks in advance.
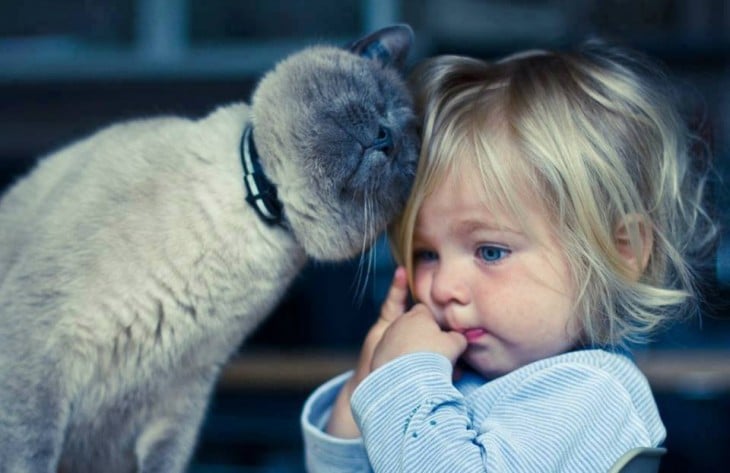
[0,25,417,473]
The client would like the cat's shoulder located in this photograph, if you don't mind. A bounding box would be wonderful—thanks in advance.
[52,102,252,167]
[77,102,249,144]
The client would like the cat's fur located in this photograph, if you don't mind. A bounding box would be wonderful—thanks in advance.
[0,25,418,472]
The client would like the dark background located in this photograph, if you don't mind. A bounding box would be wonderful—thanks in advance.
[1,1,728,471]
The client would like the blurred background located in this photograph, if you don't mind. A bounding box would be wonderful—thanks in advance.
[1,0,728,471]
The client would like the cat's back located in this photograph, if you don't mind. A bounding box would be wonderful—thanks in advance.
[0,103,257,323]
[0,117,182,254]
[0,112,215,229]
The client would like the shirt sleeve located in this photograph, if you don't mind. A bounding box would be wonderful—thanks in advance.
[301,370,373,473]
[350,352,662,473]
[351,352,486,473]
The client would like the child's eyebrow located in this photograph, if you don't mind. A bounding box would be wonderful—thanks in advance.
[454,218,522,236]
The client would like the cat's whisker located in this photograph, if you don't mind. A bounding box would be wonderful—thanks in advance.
[352,192,375,306]
[352,209,368,302]
[367,234,377,302]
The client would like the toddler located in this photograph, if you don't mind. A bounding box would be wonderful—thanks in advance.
[302,41,715,472]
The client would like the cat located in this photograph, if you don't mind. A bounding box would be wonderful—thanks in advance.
[0,24,418,473]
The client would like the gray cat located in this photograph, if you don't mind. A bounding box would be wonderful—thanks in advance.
[0,25,418,473]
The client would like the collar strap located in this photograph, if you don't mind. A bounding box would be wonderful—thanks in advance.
[240,125,285,227]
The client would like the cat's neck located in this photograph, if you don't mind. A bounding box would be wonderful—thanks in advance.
[240,124,285,228]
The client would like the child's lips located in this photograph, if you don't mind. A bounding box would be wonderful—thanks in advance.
[463,328,487,343]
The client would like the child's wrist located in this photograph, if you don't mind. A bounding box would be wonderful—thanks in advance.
[325,376,362,438]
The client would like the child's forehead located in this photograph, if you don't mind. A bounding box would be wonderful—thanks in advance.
[444,134,534,202]
[424,140,558,232]
[414,166,563,251]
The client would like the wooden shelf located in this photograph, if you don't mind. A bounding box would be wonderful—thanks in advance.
[634,349,730,397]
[218,349,357,391]
[219,349,730,396]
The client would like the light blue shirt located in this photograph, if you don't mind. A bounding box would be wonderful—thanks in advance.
[301,349,665,472]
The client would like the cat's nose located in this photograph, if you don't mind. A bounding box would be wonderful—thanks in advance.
[371,125,394,156]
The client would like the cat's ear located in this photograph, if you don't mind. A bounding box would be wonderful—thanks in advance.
[346,24,413,71]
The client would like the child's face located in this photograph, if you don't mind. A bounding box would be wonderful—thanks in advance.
[411,161,578,379]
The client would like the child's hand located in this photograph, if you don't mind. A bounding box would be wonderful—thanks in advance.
[371,303,467,371]
[325,266,409,438]
[355,266,409,384]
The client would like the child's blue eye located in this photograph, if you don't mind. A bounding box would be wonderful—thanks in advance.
[478,246,510,262]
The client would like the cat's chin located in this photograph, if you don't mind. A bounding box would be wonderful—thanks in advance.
[287,215,382,262]
[295,232,377,262]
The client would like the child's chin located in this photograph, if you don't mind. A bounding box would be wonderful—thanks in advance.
[461,352,513,380]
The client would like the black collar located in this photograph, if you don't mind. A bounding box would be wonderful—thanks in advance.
[240,125,285,228]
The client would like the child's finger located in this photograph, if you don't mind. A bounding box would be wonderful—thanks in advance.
[442,330,468,365]
[447,330,468,352]
[379,266,409,324]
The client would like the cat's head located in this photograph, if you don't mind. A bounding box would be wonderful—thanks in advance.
[250,25,419,261]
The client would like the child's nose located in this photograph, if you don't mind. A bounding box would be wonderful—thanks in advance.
[430,260,470,307]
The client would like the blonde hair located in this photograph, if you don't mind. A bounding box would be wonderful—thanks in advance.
[390,41,717,347]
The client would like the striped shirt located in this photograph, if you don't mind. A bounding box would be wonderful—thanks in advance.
[301,349,665,472]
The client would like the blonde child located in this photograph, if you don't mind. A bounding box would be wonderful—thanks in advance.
[301,40,715,472]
